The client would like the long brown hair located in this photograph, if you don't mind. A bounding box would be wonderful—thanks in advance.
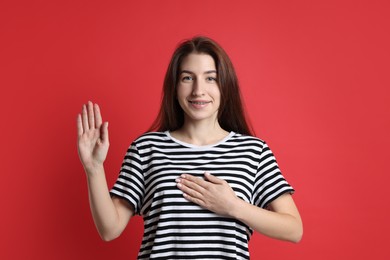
[149,36,254,136]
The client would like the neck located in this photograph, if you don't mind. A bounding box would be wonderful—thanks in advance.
[171,121,229,146]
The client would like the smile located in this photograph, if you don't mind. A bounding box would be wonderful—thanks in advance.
[189,101,211,105]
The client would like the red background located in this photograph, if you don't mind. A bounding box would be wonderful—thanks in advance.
[1,0,389,259]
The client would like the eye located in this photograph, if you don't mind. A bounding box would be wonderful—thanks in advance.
[181,75,193,82]
[206,76,217,82]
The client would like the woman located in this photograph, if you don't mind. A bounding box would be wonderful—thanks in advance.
[77,36,302,259]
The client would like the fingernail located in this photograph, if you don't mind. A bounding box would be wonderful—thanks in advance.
[181,174,186,178]
[175,178,180,183]
[177,183,182,188]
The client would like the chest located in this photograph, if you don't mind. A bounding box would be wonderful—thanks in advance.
[139,148,259,215]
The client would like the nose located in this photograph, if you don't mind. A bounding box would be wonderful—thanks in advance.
[191,78,205,96]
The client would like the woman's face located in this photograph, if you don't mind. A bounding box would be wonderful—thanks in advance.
[176,53,221,125]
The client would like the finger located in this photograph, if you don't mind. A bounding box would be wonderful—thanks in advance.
[87,101,95,129]
[77,114,83,137]
[204,172,224,184]
[82,104,89,131]
[178,177,206,194]
[177,182,204,199]
[181,174,209,188]
[101,121,109,144]
[94,103,102,128]
[183,193,206,208]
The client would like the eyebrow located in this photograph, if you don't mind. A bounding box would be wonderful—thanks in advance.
[180,70,217,75]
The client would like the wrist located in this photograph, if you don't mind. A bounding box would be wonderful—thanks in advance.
[84,162,105,176]
[228,197,246,219]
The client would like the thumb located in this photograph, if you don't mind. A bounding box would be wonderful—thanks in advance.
[204,172,223,184]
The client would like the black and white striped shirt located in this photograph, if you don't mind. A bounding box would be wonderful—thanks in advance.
[110,131,294,259]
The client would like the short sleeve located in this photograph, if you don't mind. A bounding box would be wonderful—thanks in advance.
[109,142,145,215]
[253,142,294,208]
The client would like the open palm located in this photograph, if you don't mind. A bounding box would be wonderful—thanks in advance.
[77,102,109,171]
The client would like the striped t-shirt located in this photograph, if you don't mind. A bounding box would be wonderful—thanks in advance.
[110,131,294,259]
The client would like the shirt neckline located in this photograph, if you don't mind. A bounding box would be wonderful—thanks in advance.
[164,131,235,149]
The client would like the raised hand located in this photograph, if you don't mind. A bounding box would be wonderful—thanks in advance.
[77,101,109,172]
[176,172,240,217]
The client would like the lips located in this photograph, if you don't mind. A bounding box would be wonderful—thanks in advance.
[188,100,212,109]
[189,100,211,105]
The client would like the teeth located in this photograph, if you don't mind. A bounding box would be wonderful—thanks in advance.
[190,101,209,105]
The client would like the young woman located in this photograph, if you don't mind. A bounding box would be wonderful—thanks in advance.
[77,36,302,259]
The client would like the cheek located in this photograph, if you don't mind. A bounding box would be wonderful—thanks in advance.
[177,98,185,108]
[176,83,186,95]
[175,88,187,107]
[212,87,221,102]
[176,87,185,101]
[176,84,194,100]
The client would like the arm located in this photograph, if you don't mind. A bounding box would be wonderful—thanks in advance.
[176,173,303,243]
[77,101,134,241]
[231,192,302,243]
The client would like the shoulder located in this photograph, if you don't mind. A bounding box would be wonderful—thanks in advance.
[229,132,267,148]
[135,131,167,141]
[131,131,173,147]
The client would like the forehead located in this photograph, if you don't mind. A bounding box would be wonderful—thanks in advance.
[180,53,216,72]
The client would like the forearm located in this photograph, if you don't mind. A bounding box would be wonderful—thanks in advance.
[85,165,123,241]
[230,197,303,243]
